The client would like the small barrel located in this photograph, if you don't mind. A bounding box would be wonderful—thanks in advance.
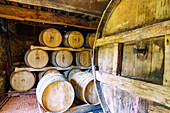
[63,31,84,48]
[70,72,99,104]
[84,33,95,48]
[64,68,81,81]
[76,51,91,67]
[24,49,49,68]
[39,28,62,47]
[10,70,36,92]
[38,69,60,80]
[51,50,73,67]
[36,72,75,112]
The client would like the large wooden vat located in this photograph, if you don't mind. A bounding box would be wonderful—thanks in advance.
[39,28,62,47]
[10,70,36,92]
[70,72,99,104]
[93,0,170,113]
[36,72,74,112]
[24,49,49,68]
[63,31,84,48]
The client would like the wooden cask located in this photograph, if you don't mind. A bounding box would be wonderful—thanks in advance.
[70,72,99,104]
[51,50,73,67]
[64,68,81,81]
[85,33,95,48]
[76,51,91,67]
[24,49,49,68]
[36,72,74,112]
[10,70,36,92]
[39,28,62,47]
[38,69,60,80]
[63,31,84,48]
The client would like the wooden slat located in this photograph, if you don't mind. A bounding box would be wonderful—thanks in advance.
[7,88,36,97]
[15,66,92,72]
[163,35,170,87]
[0,4,98,30]
[96,20,170,47]
[96,71,170,107]
[6,0,106,17]
[30,45,93,51]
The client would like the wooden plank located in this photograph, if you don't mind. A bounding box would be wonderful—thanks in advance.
[96,71,170,107]
[7,88,36,97]
[6,0,109,17]
[96,20,170,47]
[15,66,92,72]
[112,44,118,75]
[163,35,170,87]
[0,4,98,30]
[30,45,92,51]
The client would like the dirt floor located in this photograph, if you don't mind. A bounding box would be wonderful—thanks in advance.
[0,94,46,113]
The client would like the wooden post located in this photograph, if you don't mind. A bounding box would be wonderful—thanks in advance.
[163,35,170,87]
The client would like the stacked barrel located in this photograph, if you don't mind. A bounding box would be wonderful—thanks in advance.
[10,28,96,112]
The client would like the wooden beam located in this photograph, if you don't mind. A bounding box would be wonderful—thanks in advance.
[0,4,98,30]
[96,71,170,107]
[96,20,170,46]
[6,0,104,18]
[163,35,170,87]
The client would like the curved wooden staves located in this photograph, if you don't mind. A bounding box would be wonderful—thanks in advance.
[92,0,122,112]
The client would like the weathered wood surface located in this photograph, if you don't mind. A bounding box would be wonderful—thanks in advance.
[30,45,92,51]
[164,35,170,87]
[0,4,98,29]
[6,0,109,17]
[96,71,170,108]
[96,20,170,47]
[102,0,170,36]
[7,88,36,97]
[15,66,91,72]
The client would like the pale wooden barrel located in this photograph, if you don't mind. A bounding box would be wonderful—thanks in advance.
[10,70,36,92]
[39,28,62,47]
[36,72,75,112]
[70,72,99,104]
[51,50,73,67]
[64,68,81,81]
[24,49,49,68]
[38,69,60,80]
[63,31,84,48]
[76,51,91,67]
[85,33,95,48]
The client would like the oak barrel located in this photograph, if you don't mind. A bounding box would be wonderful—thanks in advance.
[85,33,95,48]
[39,28,62,47]
[36,72,75,112]
[38,69,60,80]
[51,50,73,67]
[76,51,91,67]
[70,72,99,104]
[10,70,36,92]
[64,68,81,81]
[63,31,84,48]
[24,49,49,68]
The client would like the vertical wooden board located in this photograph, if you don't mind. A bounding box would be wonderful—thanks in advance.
[121,44,136,76]
[163,35,170,86]
[112,44,118,75]
[156,0,169,20]
[137,0,147,26]
[98,44,114,73]
[150,38,164,84]
[145,0,157,24]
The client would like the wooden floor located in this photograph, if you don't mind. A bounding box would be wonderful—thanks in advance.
[0,94,46,113]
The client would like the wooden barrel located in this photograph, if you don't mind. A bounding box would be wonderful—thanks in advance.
[51,50,73,67]
[39,28,62,47]
[10,70,36,92]
[70,72,99,104]
[85,33,95,48]
[38,69,60,80]
[76,51,91,67]
[36,72,75,112]
[63,31,84,48]
[64,68,81,81]
[24,49,49,68]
